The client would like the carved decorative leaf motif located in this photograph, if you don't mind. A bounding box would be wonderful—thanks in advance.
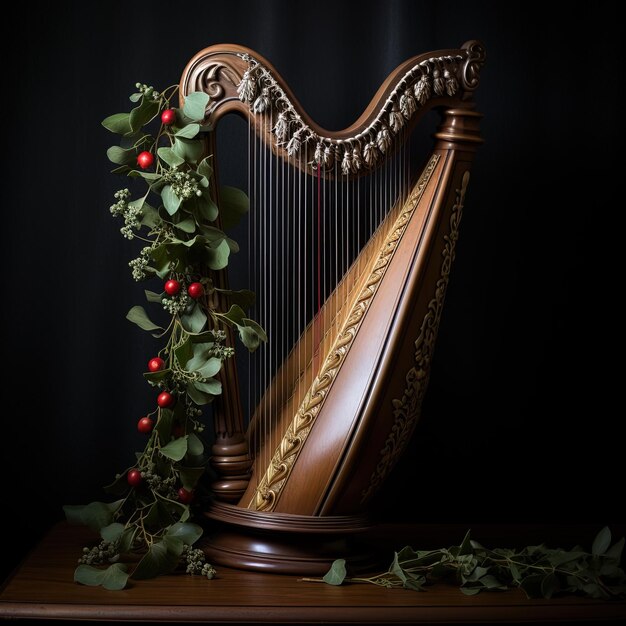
[237,69,257,102]
[414,74,431,105]
[400,90,417,119]
[389,106,404,133]
[272,112,290,143]
[377,125,392,154]
[364,141,379,166]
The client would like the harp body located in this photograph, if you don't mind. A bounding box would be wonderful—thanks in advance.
[179,41,485,572]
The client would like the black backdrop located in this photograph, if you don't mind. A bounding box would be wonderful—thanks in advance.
[2,0,623,578]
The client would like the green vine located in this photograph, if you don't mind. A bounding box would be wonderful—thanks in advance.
[314,527,626,600]
[63,82,265,591]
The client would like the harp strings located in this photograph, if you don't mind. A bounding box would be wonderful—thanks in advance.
[245,130,411,488]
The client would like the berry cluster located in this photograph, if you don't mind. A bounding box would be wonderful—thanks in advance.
[78,540,119,565]
[183,546,216,579]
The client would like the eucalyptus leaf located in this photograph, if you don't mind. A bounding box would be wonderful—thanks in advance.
[606,537,625,561]
[323,559,347,586]
[102,113,132,135]
[162,185,182,216]
[214,288,255,310]
[174,337,193,368]
[390,552,407,584]
[183,92,210,122]
[130,97,159,132]
[205,239,230,270]
[219,185,249,229]
[139,203,159,229]
[592,526,611,556]
[128,170,162,181]
[117,526,136,554]
[174,217,196,233]
[541,572,558,599]
[181,304,207,333]
[197,156,213,179]
[179,466,205,491]
[237,321,266,352]
[460,587,481,596]
[126,306,163,332]
[144,289,163,303]
[196,357,222,378]
[74,563,129,591]
[63,500,124,531]
[157,146,185,168]
[197,194,218,222]
[166,522,203,546]
[173,137,205,163]
[175,123,200,139]
[143,368,171,383]
[185,344,213,370]
[132,540,179,580]
[160,436,188,461]
[186,382,212,406]
[195,378,222,396]
[154,408,174,442]
[107,145,136,165]
[187,432,204,456]
[100,522,126,543]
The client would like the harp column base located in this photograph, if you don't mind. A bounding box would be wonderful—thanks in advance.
[201,501,377,575]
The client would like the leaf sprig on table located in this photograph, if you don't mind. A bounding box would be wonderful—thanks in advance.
[318,527,626,600]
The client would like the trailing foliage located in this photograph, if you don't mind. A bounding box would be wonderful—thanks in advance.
[64,82,264,589]
[318,527,626,600]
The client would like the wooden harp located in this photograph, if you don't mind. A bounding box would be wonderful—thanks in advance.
[179,40,486,573]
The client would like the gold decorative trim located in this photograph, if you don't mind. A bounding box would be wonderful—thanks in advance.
[249,154,441,511]
[361,170,470,504]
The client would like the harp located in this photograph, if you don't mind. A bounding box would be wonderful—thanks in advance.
[180,40,486,573]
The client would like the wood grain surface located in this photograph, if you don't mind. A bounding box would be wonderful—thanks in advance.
[1,523,624,623]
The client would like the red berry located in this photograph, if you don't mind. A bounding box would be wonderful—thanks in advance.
[127,469,142,487]
[157,391,174,408]
[161,109,176,125]
[148,357,165,372]
[137,417,154,434]
[177,487,194,504]
[187,282,204,299]
[137,151,154,169]
[164,279,181,296]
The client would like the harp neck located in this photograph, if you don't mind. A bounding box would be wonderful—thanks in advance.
[180,41,485,174]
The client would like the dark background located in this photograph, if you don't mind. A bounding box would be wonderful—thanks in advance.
[2,0,623,579]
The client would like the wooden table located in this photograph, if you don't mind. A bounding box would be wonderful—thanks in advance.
[1,523,624,623]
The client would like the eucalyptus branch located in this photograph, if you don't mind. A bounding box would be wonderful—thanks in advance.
[315,527,626,600]
[63,80,265,591]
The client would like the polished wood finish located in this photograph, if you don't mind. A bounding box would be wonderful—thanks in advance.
[177,42,487,571]
[2,524,624,623]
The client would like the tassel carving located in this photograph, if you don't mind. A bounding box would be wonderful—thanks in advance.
[237,69,256,103]
[253,87,271,114]
[389,104,404,134]
[286,130,302,157]
[433,66,445,96]
[363,141,379,167]
[377,125,392,154]
[400,89,417,119]
[273,112,289,143]
[352,145,362,172]
[414,73,431,105]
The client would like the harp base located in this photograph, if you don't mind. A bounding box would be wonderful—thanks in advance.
[201,500,377,575]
